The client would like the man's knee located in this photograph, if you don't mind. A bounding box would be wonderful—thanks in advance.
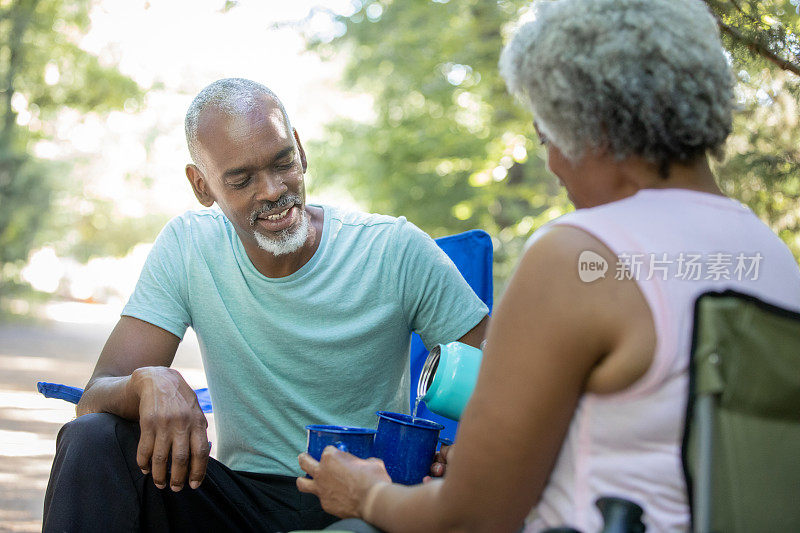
[57,412,139,458]
[46,414,142,531]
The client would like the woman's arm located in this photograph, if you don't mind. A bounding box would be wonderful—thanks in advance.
[299,225,655,532]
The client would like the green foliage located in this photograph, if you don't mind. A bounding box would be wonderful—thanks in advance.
[0,0,143,296]
[716,68,800,257]
[48,197,170,263]
[703,0,800,76]
[0,147,52,268]
[305,0,800,292]
[306,1,570,292]
[703,0,800,258]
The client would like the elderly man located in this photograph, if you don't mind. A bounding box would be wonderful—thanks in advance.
[43,78,488,532]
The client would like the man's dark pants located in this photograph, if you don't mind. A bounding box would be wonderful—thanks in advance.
[43,413,337,532]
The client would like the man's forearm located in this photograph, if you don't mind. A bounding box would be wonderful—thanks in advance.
[76,375,140,420]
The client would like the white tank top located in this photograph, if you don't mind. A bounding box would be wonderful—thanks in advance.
[525,189,800,532]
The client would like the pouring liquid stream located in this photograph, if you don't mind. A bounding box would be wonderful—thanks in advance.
[412,394,424,421]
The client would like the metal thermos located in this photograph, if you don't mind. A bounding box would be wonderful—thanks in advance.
[416,341,483,421]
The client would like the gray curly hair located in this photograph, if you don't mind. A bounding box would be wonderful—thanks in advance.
[185,78,291,167]
[499,0,734,176]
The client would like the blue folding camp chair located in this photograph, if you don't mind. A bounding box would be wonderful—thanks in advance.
[409,229,493,443]
[38,229,493,442]
[37,381,215,413]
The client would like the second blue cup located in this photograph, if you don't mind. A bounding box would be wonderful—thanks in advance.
[305,425,377,462]
[372,411,444,485]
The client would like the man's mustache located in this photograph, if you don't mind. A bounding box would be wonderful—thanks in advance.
[250,195,301,225]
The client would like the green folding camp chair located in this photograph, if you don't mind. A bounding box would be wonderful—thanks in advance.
[683,289,800,533]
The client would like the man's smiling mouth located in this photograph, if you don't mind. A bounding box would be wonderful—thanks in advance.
[252,205,299,233]
[258,207,292,221]
[250,194,302,227]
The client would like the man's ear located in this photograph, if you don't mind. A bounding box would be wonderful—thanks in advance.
[293,129,307,173]
[186,164,215,207]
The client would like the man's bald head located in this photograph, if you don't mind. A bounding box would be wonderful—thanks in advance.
[185,78,292,168]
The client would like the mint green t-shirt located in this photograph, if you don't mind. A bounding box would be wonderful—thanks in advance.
[122,205,487,475]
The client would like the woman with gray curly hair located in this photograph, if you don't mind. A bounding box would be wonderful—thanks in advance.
[296,0,800,531]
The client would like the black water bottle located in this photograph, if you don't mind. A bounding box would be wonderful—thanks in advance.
[596,496,646,533]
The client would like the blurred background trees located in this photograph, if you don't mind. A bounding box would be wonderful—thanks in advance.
[703,0,800,263]
[304,1,568,290]
[0,0,143,302]
[1,0,798,307]
[303,0,800,294]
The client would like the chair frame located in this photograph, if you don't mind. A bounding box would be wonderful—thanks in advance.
[682,288,800,533]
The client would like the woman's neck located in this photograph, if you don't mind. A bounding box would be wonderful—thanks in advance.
[621,156,723,197]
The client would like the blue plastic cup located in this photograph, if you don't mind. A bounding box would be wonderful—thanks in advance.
[305,425,377,462]
[372,411,444,485]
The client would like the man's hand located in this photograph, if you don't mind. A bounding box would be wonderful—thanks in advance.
[428,443,453,478]
[297,447,392,519]
[129,366,210,492]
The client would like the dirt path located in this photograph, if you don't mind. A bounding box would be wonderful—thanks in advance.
[0,304,211,532]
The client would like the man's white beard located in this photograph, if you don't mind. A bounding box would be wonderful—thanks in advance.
[253,209,310,256]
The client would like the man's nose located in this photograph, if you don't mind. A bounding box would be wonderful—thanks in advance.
[254,172,288,202]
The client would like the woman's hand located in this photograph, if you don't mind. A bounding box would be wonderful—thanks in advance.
[297,447,392,518]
